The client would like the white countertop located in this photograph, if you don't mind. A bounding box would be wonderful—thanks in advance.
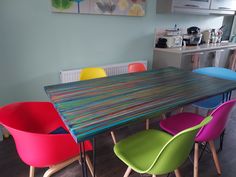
[154,42,236,54]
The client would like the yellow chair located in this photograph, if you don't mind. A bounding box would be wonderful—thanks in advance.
[80,67,118,144]
[80,68,107,80]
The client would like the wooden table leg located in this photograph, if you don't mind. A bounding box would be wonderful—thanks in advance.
[146,119,150,130]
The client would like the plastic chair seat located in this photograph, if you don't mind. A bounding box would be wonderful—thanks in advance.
[114,117,212,176]
[114,129,172,173]
[160,112,204,135]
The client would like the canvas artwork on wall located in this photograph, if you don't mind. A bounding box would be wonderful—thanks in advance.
[51,0,146,16]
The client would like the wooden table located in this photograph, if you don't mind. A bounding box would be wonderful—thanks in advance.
[45,67,236,143]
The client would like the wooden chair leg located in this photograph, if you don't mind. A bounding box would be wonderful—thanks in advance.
[195,107,199,115]
[123,167,132,177]
[179,107,184,113]
[110,131,117,144]
[191,54,200,70]
[85,154,96,177]
[43,167,57,177]
[233,55,236,71]
[194,143,199,177]
[146,119,149,130]
[43,155,80,177]
[2,127,10,138]
[161,114,166,119]
[29,166,35,177]
[208,141,222,175]
[174,169,181,177]
[0,127,3,141]
[230,55,233,70]
[229,51,236,71]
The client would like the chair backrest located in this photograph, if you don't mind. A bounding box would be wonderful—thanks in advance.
[0,102,89,167]
[80,67,107,81]
[193,67,236,81]
[128,63,146,73]
[147,116,212,175]
[0,102,63,133]
[192,67,236,111]
[195,99,236,142]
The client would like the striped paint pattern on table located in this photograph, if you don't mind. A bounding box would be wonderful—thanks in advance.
[45,67,236,142]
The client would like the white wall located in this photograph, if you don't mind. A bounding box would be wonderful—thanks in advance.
[0,0,224,105]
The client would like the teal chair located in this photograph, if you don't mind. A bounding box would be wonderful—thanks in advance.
[114,116,212,177]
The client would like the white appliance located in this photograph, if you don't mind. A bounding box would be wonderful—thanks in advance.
[163,36,183,48]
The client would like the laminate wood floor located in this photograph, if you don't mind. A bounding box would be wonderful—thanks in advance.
[1,105,236,177]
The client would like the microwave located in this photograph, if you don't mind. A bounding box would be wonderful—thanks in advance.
[163,36,183,48]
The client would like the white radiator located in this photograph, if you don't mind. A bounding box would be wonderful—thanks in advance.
[60,60,148,83]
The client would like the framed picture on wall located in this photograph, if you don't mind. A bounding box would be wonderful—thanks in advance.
[51,0,146,16]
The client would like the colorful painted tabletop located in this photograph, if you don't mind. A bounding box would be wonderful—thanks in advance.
[45,67,236,142]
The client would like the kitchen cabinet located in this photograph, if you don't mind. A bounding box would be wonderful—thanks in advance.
[172,0,210,9]
[152,43,236,71]
[180,52,205,70]
[156,0,235,15]
[211,0,236,11]
[153,50,207,71]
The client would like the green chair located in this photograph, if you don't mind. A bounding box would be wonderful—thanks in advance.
[114,116,212,177]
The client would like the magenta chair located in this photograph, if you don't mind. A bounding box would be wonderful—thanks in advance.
[0,102,94,177]
[159,99,236,177]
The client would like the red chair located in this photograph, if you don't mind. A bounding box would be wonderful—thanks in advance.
[128,63,146,73]
[128,62,151,130]
[0,102,94,177]
[123,62,148,177]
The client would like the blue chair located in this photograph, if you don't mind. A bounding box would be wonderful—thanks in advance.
[193,67,236,81]
[192,67,236,151]
[192,67,236,112]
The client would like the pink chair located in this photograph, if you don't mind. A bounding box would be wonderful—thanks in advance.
[128,63,146,73]
[160,99,236,177]
[0,102,95,177]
